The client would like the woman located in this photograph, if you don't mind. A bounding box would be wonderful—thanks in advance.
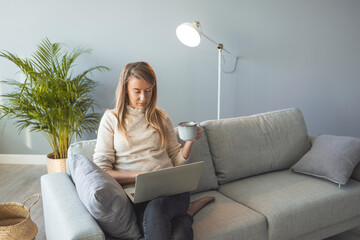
[93,61,214,240]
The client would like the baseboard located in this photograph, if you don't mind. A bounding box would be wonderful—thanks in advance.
[0,154,47,165]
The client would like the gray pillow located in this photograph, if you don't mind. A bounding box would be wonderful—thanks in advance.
[68,154,142,239]
[291,134,360,186]
[351,163,360,181]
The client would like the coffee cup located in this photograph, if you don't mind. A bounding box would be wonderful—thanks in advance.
[178,121,197,141]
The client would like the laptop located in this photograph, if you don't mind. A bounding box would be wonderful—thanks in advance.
[124,161,204,204]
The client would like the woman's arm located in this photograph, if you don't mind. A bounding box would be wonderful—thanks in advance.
[105,169,142,185]
[94,111,142,184]
[165,112,203,165]
[93,111,117,170]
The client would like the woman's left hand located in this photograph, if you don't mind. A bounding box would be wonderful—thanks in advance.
[193,125,202,141]
[181,125,202,159]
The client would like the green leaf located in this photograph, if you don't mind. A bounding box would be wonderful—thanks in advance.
[0,38,110,159]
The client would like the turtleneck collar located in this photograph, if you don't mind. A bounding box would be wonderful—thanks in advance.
[127,105,145,114]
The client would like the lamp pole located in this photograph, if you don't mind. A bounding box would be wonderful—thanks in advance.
[217,44,223,120]
[176,21,238,120]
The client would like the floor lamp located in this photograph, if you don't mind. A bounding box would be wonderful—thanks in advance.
[176,20,238,120]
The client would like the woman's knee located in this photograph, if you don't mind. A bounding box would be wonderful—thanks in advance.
[145,193,190,220]
[144,197,176,223]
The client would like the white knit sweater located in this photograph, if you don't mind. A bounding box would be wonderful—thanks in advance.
[93,106,187,173]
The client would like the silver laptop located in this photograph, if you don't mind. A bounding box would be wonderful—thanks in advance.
[124,161,204,204]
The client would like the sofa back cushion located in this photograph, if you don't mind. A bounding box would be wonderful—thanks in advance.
[175,127,219,193]
[67,130,219,193]
[67,139,97,178]
[202,108,311,184]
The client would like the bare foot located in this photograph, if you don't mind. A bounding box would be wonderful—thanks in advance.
[187,196,215,217]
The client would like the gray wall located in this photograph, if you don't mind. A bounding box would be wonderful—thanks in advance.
[1,0,360,154]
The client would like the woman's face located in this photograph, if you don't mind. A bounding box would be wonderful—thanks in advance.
[126,77,153,110]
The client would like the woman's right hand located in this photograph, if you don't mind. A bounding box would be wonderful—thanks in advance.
[105,169,142,184]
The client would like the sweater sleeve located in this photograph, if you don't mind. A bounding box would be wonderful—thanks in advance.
[93,110,117,170]
[165,114,188,166]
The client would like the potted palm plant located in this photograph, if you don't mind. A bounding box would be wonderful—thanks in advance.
[0,38,109,173]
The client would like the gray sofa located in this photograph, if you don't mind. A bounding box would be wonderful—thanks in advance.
[41,108,360,240]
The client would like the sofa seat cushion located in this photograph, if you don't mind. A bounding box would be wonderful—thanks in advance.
[202,108,311,184]
[218,170,360,240]
[190,191,267,240]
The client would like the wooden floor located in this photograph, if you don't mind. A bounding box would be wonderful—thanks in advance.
[0,164,47,240]
[1,163,360,240]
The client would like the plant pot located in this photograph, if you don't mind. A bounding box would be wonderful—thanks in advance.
[46,153,66,173]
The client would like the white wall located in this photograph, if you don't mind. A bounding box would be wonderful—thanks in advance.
[1,0,360,154]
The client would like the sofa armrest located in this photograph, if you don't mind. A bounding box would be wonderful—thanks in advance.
[41,172,105,240]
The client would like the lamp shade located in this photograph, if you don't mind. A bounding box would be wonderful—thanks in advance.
[176,22,201,47]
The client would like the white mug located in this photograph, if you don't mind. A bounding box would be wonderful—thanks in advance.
[178,121,197,141]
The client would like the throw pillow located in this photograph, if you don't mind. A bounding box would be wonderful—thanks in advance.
[291,134,360,186]
[68,154,142,239]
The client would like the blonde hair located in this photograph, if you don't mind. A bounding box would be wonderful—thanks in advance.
[115,62,168,148]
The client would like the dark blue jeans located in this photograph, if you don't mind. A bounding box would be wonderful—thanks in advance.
[133,192,193,240]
